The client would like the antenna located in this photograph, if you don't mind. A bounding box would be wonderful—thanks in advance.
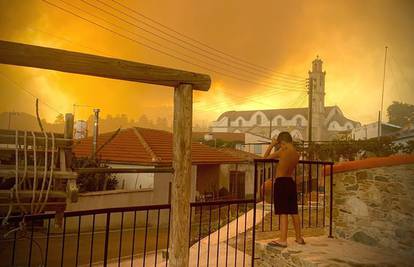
[379,46,388,137]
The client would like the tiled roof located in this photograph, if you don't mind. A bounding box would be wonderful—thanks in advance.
[192,132,245,142]
[327,110,360,127]
[73,127,247,165]
[217,147,262,161]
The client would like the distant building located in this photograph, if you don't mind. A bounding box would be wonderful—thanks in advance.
[192,132,245,143]
[74,120,88,139]
[242,132,271,156]
[392,123,414,145]
[352,122,401,140]
[210,58,360,141]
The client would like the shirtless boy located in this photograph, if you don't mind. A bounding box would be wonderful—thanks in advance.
[263,132,305,247]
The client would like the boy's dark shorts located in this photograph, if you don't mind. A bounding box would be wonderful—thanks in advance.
[273,177,298,214]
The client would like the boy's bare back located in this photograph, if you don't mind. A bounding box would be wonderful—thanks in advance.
[275,143,299,178]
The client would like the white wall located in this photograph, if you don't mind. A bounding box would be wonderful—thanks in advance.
[108,164,154,190]
[352,123,378,140]
[328,120,354,132]
[209,127,228,132]
[219,163,254,197]
[243,133,270,156]
[210,116,229,131]
[211,113,309,133]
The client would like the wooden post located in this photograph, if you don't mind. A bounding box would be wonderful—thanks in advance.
[64,113,74,140]
[170,83,193,267]
[63,113,74,168]
[63,113,78,203]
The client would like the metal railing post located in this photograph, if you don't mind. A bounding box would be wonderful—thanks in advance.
[329,163,334,238]
[103,212,111,266]
[251,160,258,267]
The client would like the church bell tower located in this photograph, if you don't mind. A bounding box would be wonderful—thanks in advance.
[308,56,326,141]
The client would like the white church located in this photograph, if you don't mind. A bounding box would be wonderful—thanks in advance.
[210,58,361,144]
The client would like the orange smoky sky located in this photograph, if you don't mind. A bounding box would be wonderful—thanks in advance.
[0,0,413,126]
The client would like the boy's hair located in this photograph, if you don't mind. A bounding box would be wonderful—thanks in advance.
[277,132,293,143]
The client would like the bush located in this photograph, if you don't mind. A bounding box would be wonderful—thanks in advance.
[71,157,118,192]
[305,136,409,162]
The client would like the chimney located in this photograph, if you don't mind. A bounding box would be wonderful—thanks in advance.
[92,108,100,159]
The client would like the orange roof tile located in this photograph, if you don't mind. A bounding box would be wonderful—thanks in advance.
[73,127,247,165]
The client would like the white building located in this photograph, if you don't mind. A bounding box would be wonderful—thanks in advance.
[242,132,271,156]
[210,58,360,141]
[352,122,401,140]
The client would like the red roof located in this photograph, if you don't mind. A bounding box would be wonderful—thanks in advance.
[73,127,247,165]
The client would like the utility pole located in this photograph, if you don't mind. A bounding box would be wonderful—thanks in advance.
[307,78,313,142]
[269,119,272,138]
[307,78,313,160]
[379,46,388,137]
[377,111,381,139]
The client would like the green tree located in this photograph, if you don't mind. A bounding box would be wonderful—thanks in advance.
[54,113,64,124]
[387,101,414,127]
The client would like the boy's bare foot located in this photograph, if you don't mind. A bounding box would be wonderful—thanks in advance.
[295,237,306,245]
[268,240,287,248]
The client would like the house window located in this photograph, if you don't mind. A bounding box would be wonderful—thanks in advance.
[296,117,302,126]
[238,120,242,127]
[254,144,262,155]
[277,118,282,126]
[256,115,262,125]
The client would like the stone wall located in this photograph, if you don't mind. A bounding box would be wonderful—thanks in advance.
[332,163,414,254]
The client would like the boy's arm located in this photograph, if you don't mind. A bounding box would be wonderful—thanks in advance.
[264,139,281,159]
[267,148,282,159]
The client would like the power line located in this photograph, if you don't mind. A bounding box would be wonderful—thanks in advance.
[390,53,413,91]
[25,24,308,115]
[63,0,306,90]
[110,0,305,80]
[89,0,306,85]
[195,90,307,114]
[27,26,112,57]
[388,56,402,99]
[195,88,306,112]
[194,78,309,111]
[0,72,64,115]
[41,0,306,93]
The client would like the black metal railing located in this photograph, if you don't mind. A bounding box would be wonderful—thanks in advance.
[0,201,257,267]
[0,159,334,267]
[0,204,171,267]
[253,159,334,237]
[189,199,256,267]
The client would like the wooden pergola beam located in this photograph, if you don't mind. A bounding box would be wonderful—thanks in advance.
[0,40,208,267]
[0,40,211,91]
[0,169,77,180]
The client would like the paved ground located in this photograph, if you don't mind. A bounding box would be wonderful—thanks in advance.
[255,236,414,267]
